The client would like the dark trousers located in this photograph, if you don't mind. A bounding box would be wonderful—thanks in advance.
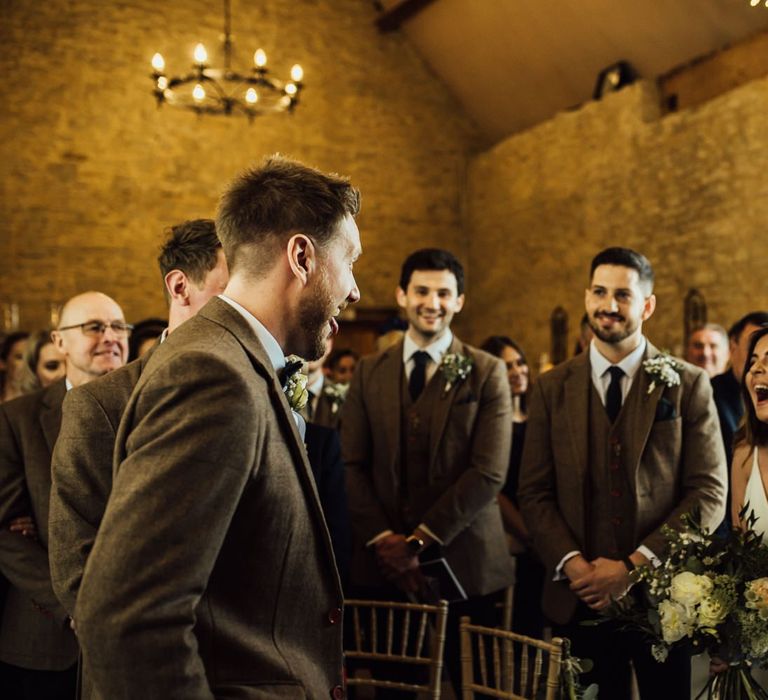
[553,605,690,699]
[346,585,505,698]
[0,661,77,700]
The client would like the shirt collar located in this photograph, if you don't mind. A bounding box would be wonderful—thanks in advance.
[218,294,285,371]
[402,330,453,366]
[307,372,324,396]
[589,336,647,378]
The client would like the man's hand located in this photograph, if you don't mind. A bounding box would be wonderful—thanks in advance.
[570,557,631,610]
[8,515,37,540]
[563,553,594,583]
[374,534,419,580]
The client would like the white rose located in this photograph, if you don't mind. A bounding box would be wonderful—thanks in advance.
[669,571,712,609]
[697,596,729,628]
[659,599,693,643]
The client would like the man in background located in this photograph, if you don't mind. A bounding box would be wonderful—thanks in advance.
[0,291,128,699]
[49,219,227,619]
[685,323,729,378]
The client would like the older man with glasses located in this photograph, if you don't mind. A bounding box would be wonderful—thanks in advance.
[0,291,128,700]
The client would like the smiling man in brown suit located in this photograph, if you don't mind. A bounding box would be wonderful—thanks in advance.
[75,156,362,700]
[49,219,227,621]
[342,248,513,695]
[518,247,727,699]
[0,291,128,699]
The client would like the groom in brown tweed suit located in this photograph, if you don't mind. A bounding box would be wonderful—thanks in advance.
[342,248,513,694]
[518,247,727,698]
[74,157,363,699]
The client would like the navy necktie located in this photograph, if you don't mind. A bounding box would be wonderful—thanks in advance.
[409,351,431,401]
[605,366,625,423]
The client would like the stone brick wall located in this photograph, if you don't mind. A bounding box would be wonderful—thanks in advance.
[0,0,479,333]
[467,79,768,367]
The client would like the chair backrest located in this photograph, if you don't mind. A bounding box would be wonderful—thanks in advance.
[344,598,449,698]
[459,616,564,700]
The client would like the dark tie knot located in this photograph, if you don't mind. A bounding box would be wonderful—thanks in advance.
[409,351,431,401]
[412,351,431,367]
[605,365,625,423]
[608,366,625,381]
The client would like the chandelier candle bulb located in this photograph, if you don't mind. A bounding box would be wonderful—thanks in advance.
[245,88,258,104]
[151,53,165,73]
[285,82,297,96]
[192,83,206,101]
[194,43,208,65]
[254,49,267,68]
[290,64,304,82]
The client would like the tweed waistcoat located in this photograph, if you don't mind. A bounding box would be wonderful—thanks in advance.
[586,383,636,560]
[398,369,444,531]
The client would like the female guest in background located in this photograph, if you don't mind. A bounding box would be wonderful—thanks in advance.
[480,336,545,638]
[21,330,66,394]
[731,325,768,538]
[128,317,166,361]
[0,332,29,403]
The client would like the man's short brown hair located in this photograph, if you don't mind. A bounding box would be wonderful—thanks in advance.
[215,155,360,277]
[157,219,221,302]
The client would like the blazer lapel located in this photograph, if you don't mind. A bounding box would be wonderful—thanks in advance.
[199,299,315,493]
[564,353,590,482]
[429,336,463,476]
[624,341,663,482]
[375,342,405,489]
[40,379,65,455]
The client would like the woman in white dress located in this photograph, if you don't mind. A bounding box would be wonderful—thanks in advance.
[731,325,768,538]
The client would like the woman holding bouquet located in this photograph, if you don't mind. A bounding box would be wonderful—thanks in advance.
[731,324,768,538]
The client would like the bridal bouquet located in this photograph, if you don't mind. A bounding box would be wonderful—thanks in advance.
[601,508,768,698]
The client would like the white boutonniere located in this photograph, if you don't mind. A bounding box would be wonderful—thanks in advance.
[322,381,349,414]
[643,354,683,395]
[283,355,309,411]
[439,353,474,395]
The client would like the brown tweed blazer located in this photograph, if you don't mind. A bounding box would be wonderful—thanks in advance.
[49,350,152,617]
[518,341,728,624]
[75,297,344,699]
[0,380,78,670]
[342,336,515,597]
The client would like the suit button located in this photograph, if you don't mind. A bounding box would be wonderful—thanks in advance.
[331,685,345,699]
[611,516,622,526]
[610,489,621,498]
[328,607,342,625]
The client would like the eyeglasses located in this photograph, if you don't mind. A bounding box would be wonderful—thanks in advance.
[57,321,134,337]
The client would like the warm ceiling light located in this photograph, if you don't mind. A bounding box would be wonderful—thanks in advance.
[149,0,304,119]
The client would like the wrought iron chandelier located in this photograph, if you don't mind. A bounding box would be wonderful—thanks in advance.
[149,0,304,119]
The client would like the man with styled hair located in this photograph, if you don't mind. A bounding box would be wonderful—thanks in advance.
[343,247,513,694]
[49,219,228,623]
[75,156,362,699]
[0,291,128,699]
[519,247,727,697]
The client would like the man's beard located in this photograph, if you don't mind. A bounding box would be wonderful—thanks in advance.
[298,274,336,361]
[588,312,636,344]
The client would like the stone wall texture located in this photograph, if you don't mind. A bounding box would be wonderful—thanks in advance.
[0,0,479,332]
[468,79,768,367]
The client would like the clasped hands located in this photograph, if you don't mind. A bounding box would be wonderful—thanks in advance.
[565,554,636,611]
[374,534,425,594]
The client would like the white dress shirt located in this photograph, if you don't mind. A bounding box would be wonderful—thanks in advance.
[219,295,306,441]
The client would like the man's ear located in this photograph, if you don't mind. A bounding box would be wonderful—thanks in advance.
[50,329,64,353]
[395,286,407,310]
[165,270,191,306]
[287,234,316,285]
[453,293,465,314]
[642,293,657,322]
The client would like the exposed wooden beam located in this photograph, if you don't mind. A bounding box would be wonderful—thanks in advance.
[375,0,438,33]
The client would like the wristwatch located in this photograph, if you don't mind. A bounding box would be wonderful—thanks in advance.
[405,534,425,555]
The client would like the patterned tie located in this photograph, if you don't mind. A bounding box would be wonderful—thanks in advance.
[605,365,625,423]
[409,351,431,401]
